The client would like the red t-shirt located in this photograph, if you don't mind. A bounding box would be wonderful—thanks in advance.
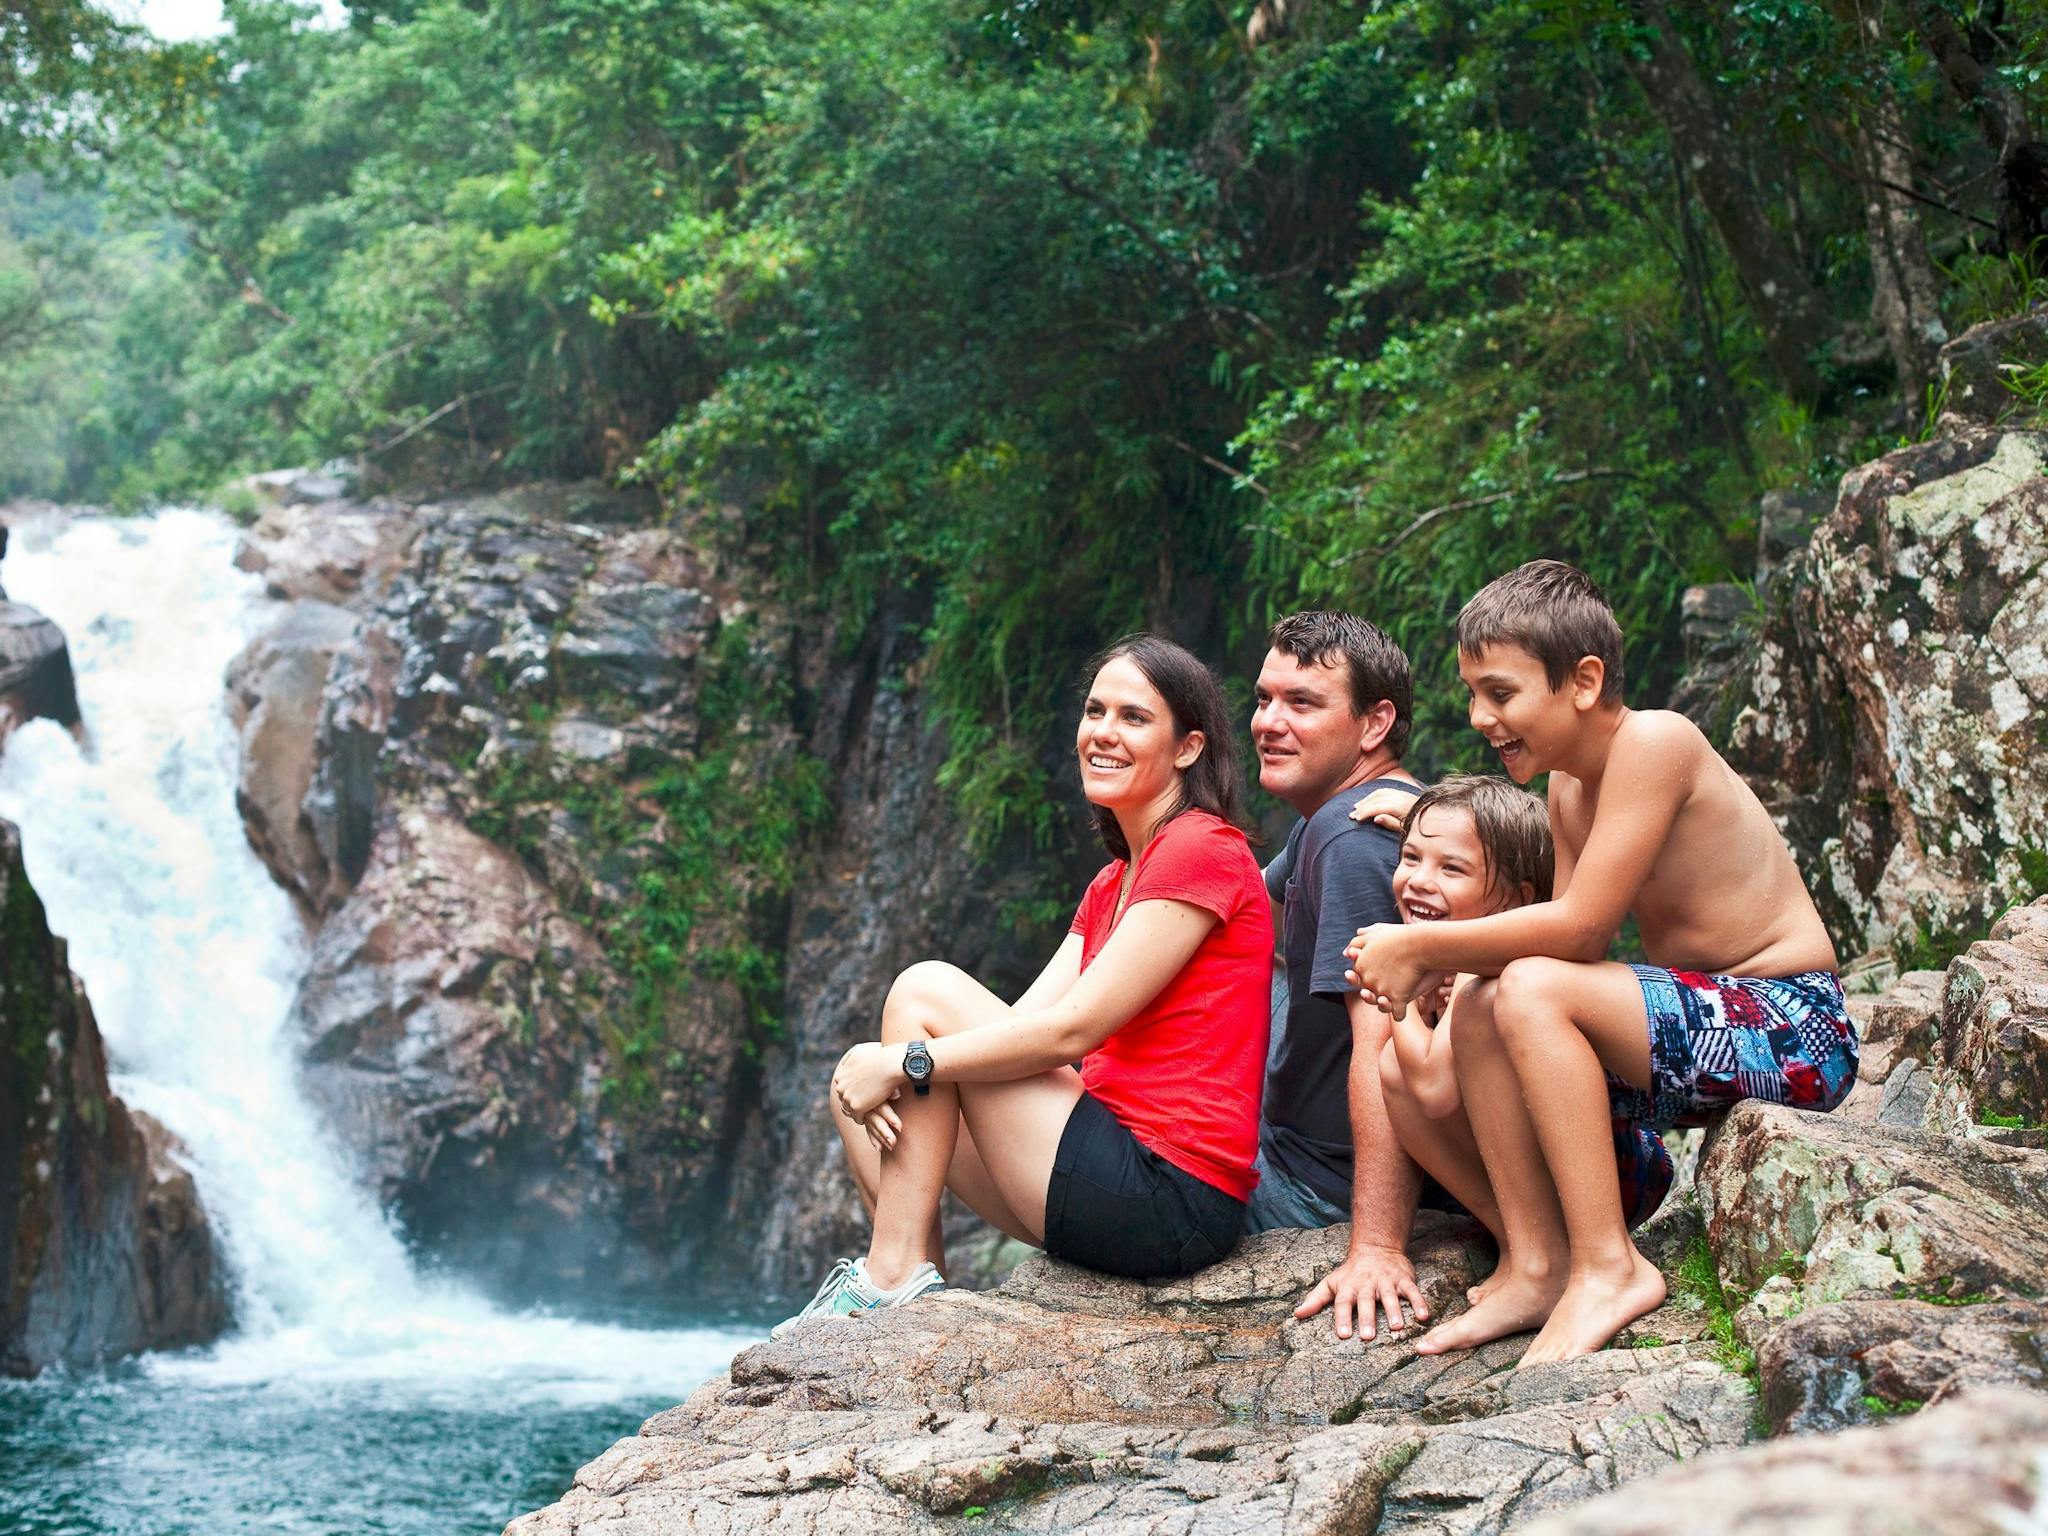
[1067,810,1273,1200]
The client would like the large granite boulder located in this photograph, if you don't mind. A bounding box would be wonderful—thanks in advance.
[1942,894,2048,1126]
[1515,1388,2048,1536]
[507,1220,1757,1536]
[224,600,360,919]
[0,819,226,1375]
[1702,398,2048,956]
[1698,1099,2048,1304]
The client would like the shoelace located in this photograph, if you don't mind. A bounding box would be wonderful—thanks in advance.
[794,1257,858,1322]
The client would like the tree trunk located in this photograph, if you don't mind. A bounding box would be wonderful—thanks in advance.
[1851,86,1948,406]
[1906,0,2048,257]
[1620,0,1831,398]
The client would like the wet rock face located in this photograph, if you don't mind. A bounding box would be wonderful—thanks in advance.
[0,600,80,747]
[1704,398,2048,955]
[507,1219,1758,1536]
[225,600,360,919]
[235,480,1038,1301]
[0,820,226,1376]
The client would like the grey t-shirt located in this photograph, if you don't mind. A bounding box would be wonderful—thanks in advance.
[1259,778,1421,1208]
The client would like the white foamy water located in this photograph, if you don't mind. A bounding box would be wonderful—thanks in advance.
[0,507,748,1409]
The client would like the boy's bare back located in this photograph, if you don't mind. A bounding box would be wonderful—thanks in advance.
[1550,708,1837,979]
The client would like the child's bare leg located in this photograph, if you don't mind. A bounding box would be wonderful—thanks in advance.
[1376,1040,1510,1303]
[1415,979,1573,1355]
[1489,957,1667,1363]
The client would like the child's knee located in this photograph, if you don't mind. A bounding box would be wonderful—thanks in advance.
[1492,956,1572,1030]
[1377,1038,1407,1097]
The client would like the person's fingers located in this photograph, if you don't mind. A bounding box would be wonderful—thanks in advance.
[1371,811,1403,831]
[1402,1274,1432,1321]
[881,1104,902,1133]
[1334,1283,1358,1340]
[1292,1278,1332,1320]
[1379,1282,1407,1332]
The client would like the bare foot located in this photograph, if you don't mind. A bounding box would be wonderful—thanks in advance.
[1517,1250,1667,1365]
[1466,1265,1511,1307]
[1414,1268,1563,1356]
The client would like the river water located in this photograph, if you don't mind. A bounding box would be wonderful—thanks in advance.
[0,509,754,1535]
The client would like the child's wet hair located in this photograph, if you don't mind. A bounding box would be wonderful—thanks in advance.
[1400,774,1553,904]
[1457,559,1624,703]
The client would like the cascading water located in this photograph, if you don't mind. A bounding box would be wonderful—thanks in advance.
[0,508,753,1534]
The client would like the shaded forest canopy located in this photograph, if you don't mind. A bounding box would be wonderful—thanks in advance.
[5,0,2048,821]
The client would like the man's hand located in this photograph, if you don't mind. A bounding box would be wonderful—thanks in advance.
[1344,922,1441,1012]
[1294,1243,1431,1341]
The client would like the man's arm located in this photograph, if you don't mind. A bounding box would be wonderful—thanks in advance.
[1292,993,1428,1339]
[1350,716,1698,1003]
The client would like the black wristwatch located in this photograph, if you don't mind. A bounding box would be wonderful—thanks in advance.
[902,1040,934,1096]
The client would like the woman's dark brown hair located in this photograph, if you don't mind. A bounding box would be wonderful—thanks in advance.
[1084,634,1255,863]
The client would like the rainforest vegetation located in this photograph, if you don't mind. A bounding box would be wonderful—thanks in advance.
[5,0,2047,811]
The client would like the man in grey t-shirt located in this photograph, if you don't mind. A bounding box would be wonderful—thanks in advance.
[1246,612,1428,1342]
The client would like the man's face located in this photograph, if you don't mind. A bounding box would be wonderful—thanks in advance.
[1251,648,1373,814]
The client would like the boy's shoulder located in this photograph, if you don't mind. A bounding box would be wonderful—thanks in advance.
[1613,706,1707,752]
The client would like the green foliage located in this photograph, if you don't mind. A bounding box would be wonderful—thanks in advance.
[18,0,2048,839]
[1859,1392,1924,1417]
[1675,1235,1757,1380]
[466,622,831,1120]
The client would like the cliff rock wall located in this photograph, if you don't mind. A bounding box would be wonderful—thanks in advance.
[229,474,1041,1302]
[0,819,226,1376]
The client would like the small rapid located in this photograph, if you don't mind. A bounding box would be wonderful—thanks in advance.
[0,508,750,1533]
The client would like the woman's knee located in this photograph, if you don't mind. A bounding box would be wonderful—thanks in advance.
[881,959,971,1038]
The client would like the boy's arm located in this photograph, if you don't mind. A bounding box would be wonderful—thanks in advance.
[1293,992,1427,1340]
[1349,716,1698,1006]
[1389,993,1460,1119]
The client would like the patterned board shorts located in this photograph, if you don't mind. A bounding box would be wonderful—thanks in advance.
[1606,967,1860,1136]
[1613,1118,1674,1230]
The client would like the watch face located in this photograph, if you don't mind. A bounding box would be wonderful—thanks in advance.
[906,1043,932,1080]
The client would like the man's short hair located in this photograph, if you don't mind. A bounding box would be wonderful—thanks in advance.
[1268,611,1413,760]
[1456,560,1624,703]
[1399,774,1554,903]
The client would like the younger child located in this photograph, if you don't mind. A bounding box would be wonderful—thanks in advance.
[1346,560,1856,1364]
[1369,775,1673,1322]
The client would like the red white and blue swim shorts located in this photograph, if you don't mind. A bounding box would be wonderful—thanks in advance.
[1606,967,1860,1134]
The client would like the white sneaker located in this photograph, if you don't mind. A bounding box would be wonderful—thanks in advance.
[769,1257,944,1340]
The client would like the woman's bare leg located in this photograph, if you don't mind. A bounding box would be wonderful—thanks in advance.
[835,1102,1038,1274]
[858,962,1075,1289]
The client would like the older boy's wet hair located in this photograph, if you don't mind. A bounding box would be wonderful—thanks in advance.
[1268,610,1414,759]
[1400,774,1554,904]
[1457,560,1624,703]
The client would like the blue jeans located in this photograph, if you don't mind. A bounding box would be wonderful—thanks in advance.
[1241,1143,1348,1234]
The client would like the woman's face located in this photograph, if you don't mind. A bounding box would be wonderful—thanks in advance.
[1391,805,1528,923]
[1076,655,1201,815]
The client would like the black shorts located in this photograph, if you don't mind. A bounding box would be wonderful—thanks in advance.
[1041,1091,1246,1278]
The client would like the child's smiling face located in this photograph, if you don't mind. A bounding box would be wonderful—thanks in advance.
[1391,804,1528,923]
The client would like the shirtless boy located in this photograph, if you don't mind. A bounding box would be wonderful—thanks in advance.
[1346,560,1857,1364]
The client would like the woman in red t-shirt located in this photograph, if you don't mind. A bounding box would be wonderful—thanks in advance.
[774,635,1273,1337]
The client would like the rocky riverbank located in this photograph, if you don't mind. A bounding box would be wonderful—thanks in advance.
[502,312,2048,1532]
[507,902,2048,1533]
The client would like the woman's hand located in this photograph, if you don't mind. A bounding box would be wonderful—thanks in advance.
[1348,787,1416,832]
[833,1041,907,1124]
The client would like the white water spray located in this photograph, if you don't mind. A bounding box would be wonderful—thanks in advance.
[0,508,747,1408]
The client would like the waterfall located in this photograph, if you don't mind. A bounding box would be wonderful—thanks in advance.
[0,507,746,1407]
